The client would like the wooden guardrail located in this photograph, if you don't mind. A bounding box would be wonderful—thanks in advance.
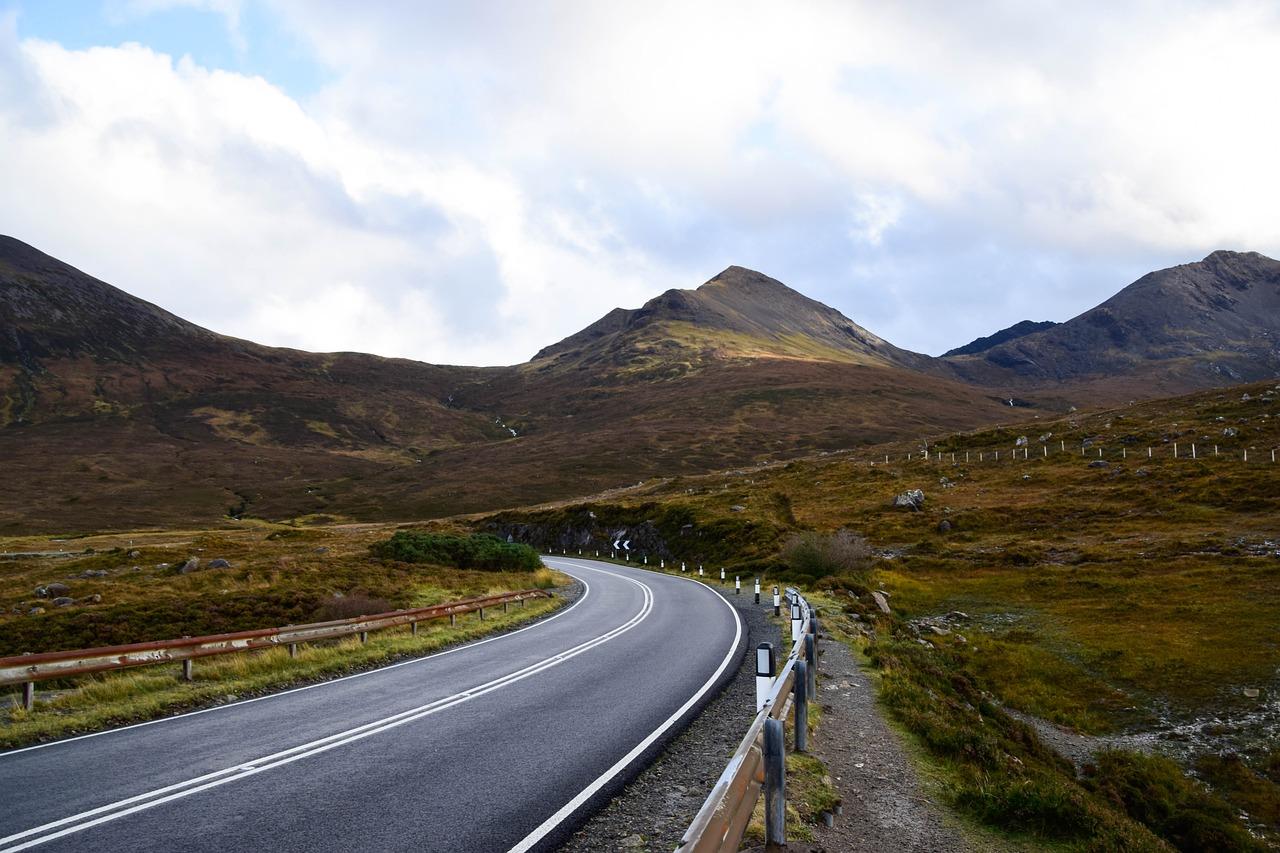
[1,588,551,710]
[676,588,818,852]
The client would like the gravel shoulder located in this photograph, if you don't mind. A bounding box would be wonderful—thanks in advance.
[807,638,976,852]
[559,586,780,852]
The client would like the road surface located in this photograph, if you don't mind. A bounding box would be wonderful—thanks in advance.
[0,558,743,852]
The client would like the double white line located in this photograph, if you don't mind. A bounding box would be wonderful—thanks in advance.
[0,568,654,852]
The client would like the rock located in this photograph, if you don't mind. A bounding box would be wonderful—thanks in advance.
[33,585,47,598]
[28,606,45,616]
[871,591,892,614]
[178,558,200,574]
[1242,393,1252,402]
[892,489,925,511]
[729,505,746,512]
[52,597,74,607]
[80,594,102,604]
[1022,473,1031,480]
[946,610,971,621]
[314,546,329,554]
[929,625,951,636]
[1135,467,1151,477]
[619,835,645,848]
[1038,432,1053,443]
[1015,435,1028,447]
[128,550,141,558]
[1088,460,1109,468]
[1243,688,1261,699]
[156,563,170,570]
[78,569,108,578]
[207,558,232,569]
[1068,406,1078,412]
[44,582,70,597]
[1223,427,1239,437]
[937,519,952,534]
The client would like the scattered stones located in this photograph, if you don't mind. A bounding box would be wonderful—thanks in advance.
[207,558,232,569]
[892,489,925,511]
[52,597,74,607]
[871,591,892,614]
[936,519,952,534]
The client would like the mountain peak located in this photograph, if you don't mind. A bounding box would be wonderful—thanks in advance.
[533,265,927,370]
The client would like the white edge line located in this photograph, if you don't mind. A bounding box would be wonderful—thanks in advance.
[0,573,592,758]
[507,558,745,853]
[0,568,653,852]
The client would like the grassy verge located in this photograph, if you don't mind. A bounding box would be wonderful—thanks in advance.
[0,591,564,749]
[818,590,1268,852]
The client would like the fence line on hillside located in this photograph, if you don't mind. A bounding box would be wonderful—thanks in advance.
[866,441,1278,467]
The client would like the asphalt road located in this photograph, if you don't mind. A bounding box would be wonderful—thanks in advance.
[0,559,744,853]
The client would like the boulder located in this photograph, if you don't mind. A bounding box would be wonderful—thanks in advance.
[1015,436,1028,447]
[177,558,200,574]
[937,519,952,534]
[40,582,70,597]
[207,558,232,569]
[314,546,329,554]
[1088,460,1109,468]
[729,505,746,513]
[78,569,108,578]
[128,550,141,559]
[1223,427,1239,437]
[80,594,103,604]
[892,489,925,511]
[929,624,951,636]
[871,591,892,614]
[28,606,45,616]
[52,597,74,607]
[1038,432,1053,443]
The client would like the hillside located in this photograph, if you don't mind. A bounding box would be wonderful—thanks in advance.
[0,238,1023,533]
[483,378,1280,849]
[944,250,1280,395]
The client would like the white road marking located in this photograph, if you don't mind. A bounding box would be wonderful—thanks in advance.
[0,567,652,851]
[0,571,592,759]
[507,558,745,853]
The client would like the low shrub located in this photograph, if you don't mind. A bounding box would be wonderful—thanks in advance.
[781,529,873,582]
[371,532,541,572]
[1084,750,1264,852]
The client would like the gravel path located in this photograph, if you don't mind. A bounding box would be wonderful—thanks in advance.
[807,639,975,852]
[559,586,780,852]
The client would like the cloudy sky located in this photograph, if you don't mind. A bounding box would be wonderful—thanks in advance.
[2,1,1278,365]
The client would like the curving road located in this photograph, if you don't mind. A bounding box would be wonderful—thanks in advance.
[0,559,744,853]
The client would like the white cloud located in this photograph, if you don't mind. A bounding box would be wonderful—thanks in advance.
[2,1,1280,362]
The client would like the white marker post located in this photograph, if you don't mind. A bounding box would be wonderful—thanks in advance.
[720,567,726,581]
[773,586,781,616]
[755,577,761,604]
[698,566,704,576]
[1192,444,1197,459]
[791,602,803,643]
[756,643,775,712]
[681,562,686,572]
[735,576,741,595]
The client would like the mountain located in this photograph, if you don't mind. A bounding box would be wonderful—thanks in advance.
[943,250,1280,394]
[943,320,1058,357]
[4,237,1279,535]
[0,240,1018,533]
[532,265,932,372]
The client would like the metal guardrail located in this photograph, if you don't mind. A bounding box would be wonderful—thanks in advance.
[1,588,551,710]
[676,587,818,852]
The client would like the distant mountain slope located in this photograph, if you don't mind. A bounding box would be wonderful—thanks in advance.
[0,240,1019,533]
[943,251,1280,391]
[943,320,1058,357]
[533,265,933,372]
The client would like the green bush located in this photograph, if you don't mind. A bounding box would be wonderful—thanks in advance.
[781,529,872,582]
[371,532,541,572]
